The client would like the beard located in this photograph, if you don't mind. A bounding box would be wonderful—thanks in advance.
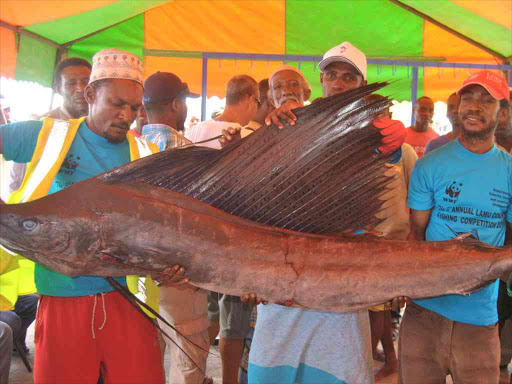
[460,118,496,143]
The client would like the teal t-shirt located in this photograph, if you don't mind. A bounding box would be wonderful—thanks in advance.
[407,139,512,326]
[0,119,130,297]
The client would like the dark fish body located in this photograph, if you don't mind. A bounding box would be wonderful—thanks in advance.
[1,178,511,312]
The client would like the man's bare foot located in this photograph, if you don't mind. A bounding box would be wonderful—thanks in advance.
[375,360,398,382]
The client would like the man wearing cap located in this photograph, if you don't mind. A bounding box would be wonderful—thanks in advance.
[244,44,405,384]
[237,64,311,384]
[141,71,210,384]
[403,70,512,382]
[141,72,196,150]
[0,48,185,383]
[404,96,439,157]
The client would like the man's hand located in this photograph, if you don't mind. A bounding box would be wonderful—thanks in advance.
[385,296,411,312]
[241,293,295,307]
[265,100,302,128]
[153,265,190,288]
[219,126,242,148]
[241,293,268,306]
[373,117,406,156]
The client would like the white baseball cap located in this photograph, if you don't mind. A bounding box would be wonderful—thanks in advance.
[318,42,367,80]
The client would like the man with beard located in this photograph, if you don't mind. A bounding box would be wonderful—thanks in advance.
[403,70,512,383]
[404,96,439,157]
[237,64,311,384]
[425,93,462,154]
[39,57,92,120]
[141,72,195,150]
[245,42,406,384]
[0,48,184,384]
[7,58,93,198]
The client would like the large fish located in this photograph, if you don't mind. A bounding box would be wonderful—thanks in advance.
[1,83,510,312]
[0,179,510,312]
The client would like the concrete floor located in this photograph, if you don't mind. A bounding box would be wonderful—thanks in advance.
[8,323,512,384]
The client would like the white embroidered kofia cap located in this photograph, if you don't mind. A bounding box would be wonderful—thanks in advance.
[89,49,144,87]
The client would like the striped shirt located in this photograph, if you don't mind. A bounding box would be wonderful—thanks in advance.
[141,124,192,150]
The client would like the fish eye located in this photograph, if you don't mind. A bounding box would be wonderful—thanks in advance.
[22,220,39,231]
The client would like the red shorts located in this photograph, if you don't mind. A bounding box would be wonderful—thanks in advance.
[34,291,164,384]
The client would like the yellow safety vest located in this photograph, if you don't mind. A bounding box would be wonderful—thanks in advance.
[1,117,161,314]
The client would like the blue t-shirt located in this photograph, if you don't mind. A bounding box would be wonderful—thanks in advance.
[0,120,131,297]
[408,139,512,325]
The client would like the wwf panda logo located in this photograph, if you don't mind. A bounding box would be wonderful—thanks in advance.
[446,181,462,198]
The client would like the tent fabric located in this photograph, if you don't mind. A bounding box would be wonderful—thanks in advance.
[401,0,512,59]
[68,14,145,66]
[0,27,17,80]
[25,0,168,44]
[14,34,57,87]
[0,0,118,26]
[0,0,510,102]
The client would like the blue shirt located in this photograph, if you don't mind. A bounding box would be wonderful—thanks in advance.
[0,120,130,297]
[408,139,512,325]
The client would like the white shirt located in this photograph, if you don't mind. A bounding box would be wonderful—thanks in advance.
[185,120,242,149]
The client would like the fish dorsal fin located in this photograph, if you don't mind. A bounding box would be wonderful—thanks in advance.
[101,82,396,234]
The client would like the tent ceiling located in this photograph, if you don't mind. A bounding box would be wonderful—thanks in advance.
[0,0,510,102]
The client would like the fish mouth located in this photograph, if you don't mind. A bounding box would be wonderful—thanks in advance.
[0,217,29,253]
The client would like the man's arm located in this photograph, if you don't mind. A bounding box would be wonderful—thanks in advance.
[505,221,512,246]
[408,208,432,241]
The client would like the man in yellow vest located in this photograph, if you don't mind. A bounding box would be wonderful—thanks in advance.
[0,48,182,384]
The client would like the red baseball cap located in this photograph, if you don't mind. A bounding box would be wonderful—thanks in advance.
[457,70,510,101]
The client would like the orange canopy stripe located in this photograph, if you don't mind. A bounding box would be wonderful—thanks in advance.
[0,26,17,79]
[145,0,285,54]
[0,0,120,27]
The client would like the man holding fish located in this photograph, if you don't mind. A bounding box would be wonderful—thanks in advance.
[0,49,185,384]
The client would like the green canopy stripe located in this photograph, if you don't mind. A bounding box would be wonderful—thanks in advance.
[285,0,424,101]
[14,34,57,87]
[400,0,512,58]
[25,0,168,45]
[67,15,145,65]
[285,0,424,57]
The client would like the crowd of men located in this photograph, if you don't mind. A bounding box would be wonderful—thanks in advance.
[0,39,511,384]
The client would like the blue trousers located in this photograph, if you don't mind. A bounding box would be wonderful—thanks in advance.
[0,294,38,346]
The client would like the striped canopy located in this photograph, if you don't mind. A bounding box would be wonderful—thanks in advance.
[1,0,511,102]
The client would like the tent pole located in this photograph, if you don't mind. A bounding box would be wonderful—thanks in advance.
[410,67,418,126]
[0,21,61,49]
[201,56,208,122]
